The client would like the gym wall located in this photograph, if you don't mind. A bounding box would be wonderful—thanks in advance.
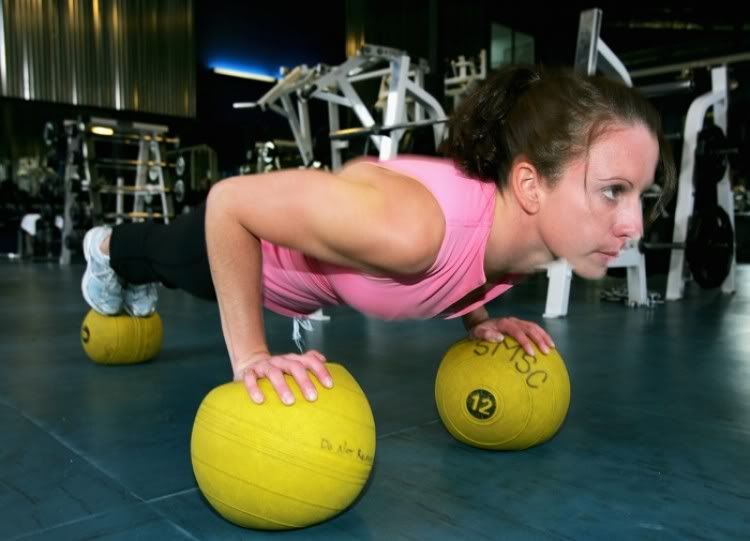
[0,0,196,118]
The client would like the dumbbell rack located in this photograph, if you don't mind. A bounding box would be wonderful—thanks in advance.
[166,144,219,212]
[59,118,179,264]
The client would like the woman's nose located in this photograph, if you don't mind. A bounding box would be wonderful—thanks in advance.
[613,199,644,240]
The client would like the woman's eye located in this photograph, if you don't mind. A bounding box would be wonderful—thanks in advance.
[602,186,624,201]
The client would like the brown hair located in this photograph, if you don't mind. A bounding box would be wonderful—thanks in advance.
[440,65,676,223]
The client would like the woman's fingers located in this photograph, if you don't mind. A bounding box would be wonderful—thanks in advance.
[240,350,334,405]
[241,366,265,404]
[272,356,319,402]
[472,318,556,356]
[306,349,328,364]
[255,363,296,405]
[293,352,334,389]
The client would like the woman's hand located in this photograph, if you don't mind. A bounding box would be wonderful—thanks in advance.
[469,317,555,356]
[233,350,333,406]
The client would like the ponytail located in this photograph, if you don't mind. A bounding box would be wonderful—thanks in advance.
[440,65,676,220]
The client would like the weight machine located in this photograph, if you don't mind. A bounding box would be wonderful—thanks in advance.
[234,44,448,170]
[444,49,487,110]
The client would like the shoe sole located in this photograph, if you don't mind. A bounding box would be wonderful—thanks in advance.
[123,302,155,317]
[81,228,120,316]
[124,284,157,317]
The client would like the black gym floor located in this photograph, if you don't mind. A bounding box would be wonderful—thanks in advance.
[2,261,748,540]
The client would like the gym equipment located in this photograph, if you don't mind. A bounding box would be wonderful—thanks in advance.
[103,211,171,220]
[435,338,570,450]
[175,155,186,177]
[251,139,303,173]
[234,44,447,170]
[190,363,376,530]
[665,67,736,299]
[685,206,735,288]
[640,123,737,289]
[444,49,487,110]
[694,124,737,187]
[329,118,449,141]
[86,119,176,224]
[59,117,181,264]
[166,145,218,212]
[638,79,695,98]
[17,213,64,260]
[87,132,179,145]
[80,310,163,364]
[640,207,735,289]
[1,153,66,261]
[89,158,175,169]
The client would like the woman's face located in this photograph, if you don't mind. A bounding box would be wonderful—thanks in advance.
[538,122,660,279]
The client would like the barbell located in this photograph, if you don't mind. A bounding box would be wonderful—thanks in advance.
[639,205,734,289]
[694,124,737,186]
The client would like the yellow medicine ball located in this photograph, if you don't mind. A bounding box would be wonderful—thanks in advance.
[190,363,376,530]
[80,309,163,365]
[435,337,571,450]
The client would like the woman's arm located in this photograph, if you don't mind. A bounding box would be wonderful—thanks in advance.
[205,166,444,401]
[462,306,490,332]
[205,186,268,378]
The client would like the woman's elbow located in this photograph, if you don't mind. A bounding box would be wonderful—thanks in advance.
[206,176,241,218]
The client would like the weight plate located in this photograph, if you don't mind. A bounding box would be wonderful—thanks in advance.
[685,205,734,288]
[175,155,186,177]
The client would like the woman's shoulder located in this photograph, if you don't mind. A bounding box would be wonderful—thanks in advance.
[336,157,447,274]
[340,154,494,223]
[338,155,483,196]
[341,155,462,178]
[337,156,447,206]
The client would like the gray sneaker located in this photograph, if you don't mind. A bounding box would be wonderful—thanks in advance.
[81,226,124,315]
[124,282,159,317]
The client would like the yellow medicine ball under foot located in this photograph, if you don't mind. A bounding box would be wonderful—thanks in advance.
[80,309,163,365]
[435,337,571,450]
[191,363,376,530]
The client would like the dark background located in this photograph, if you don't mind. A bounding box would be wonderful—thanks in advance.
[1,1,749,176]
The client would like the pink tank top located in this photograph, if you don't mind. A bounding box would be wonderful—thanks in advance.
[260,156,518,320]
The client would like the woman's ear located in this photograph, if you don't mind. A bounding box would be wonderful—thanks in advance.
[508,157,543,214]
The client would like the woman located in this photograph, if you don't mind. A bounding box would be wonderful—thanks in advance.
[81,65,675,406]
